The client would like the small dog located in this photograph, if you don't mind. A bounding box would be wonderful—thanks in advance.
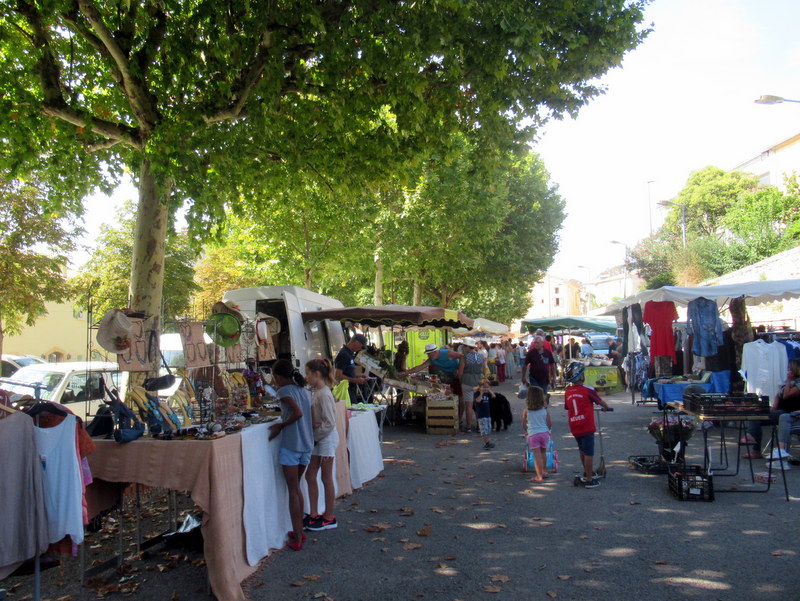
[490,393,513,431]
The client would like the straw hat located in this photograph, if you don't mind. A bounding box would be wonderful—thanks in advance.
[255,313,281,341]
[212,300,245,322]
[205,313,242,347]
[96,309,134,353]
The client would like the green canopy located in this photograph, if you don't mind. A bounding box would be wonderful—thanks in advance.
[521,315,618,335]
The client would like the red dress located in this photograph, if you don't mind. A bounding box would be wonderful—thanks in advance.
[643,300,678,364]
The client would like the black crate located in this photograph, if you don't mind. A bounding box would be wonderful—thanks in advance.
[668,464,714,501]
[628,454,669,474]
[684,392,767,416]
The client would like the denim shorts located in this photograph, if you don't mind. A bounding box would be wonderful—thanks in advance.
[279,447,312,466]
[478,417,492,436]
[574,432,595,456]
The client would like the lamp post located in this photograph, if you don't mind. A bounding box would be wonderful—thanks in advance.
[754,95,800,105]
[658,200,687,249]
[577,265,591,313]
[610,240,628,298]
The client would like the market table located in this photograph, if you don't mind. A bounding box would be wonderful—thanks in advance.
[87,410,384,601]
[654,380,712,409]
[88,434,252,601]
[665,402,789,501]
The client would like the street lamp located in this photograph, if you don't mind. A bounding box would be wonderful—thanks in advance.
[610,240,628,298]
[754,95,800,105]
[658,200,687,249]
[577,265,591,313]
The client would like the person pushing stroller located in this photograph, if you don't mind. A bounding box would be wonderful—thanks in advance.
[564,362,611,488]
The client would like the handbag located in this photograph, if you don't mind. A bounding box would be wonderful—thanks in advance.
[545,438,559,473]
[98,376,146,443]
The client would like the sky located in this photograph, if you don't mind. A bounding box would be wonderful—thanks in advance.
[77,0,800,280]
[536,0,800,281]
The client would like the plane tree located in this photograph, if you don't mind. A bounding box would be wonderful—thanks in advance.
[1,0,648,357]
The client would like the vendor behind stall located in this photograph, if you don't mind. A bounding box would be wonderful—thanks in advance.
[334,334,369,403]
[400,343,464,398]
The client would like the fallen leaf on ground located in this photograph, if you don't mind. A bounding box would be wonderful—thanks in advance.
[417,528,432,537]
[290,581,306,587]
[400,508,415,516]
[546,591,558,598]
[444,555,457,561]
[482,585,501,593]
[654,560,669,565]
[770,551,784,556]
[557,575,571,580]
[304,574,322,581]
[403,542,423,550]
[490,575,510,583]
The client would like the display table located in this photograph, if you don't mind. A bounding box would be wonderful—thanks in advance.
[654,380,712,409]
[88,435,252,601]
[87,411,384,601]
[583,365,622,393]
[665,403,789,501]
[348,410,384,488]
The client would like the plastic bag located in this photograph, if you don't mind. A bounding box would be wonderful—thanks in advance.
[517,383,528,400]
[333,379,351,408]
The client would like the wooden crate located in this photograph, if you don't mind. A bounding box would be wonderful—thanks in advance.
[425,395,458,434]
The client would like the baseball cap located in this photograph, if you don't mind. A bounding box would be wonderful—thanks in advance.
[351,334,368,347]
[424,343,438,354]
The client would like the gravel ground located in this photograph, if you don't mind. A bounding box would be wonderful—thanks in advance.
[5,379,799,601]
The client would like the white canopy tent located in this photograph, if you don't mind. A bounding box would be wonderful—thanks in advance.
[602,279,800,315]
[453,317,510,337]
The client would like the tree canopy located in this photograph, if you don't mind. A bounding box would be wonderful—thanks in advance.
[0,178,80,355]
[628,167,800,288]
[2,0,649,343]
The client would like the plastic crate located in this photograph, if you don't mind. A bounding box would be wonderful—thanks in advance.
[668,464,714,501]
[684,392,767,417]
[628,454,669,474]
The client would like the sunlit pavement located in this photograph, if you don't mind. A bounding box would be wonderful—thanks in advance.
[247,378,800,601]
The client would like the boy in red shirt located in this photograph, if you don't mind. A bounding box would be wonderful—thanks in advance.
[564,362,611,488]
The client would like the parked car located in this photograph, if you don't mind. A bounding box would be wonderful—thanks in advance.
[1,354,47,378]
[583,332,619,356]
[0,361,122,422]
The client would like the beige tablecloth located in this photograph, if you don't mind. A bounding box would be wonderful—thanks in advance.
[88,435,252,601]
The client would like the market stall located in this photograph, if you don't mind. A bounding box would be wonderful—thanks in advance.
[87,406,382,601]
[302,305,474,431]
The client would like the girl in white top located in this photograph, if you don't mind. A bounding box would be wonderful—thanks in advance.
[303,358,340,532]
[521,386,552,482]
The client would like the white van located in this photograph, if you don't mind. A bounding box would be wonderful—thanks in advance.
[222,286,346,369]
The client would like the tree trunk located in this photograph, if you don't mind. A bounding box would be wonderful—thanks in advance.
[304,268,312,289]
[412,280,422,305]
[374,258,384,305]
[129,159,168,372]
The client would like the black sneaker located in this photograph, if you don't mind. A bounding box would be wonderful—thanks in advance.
[483,442,495,450]
[306,515,337,531]
[583,478,600,488]
[302,514,319,530]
